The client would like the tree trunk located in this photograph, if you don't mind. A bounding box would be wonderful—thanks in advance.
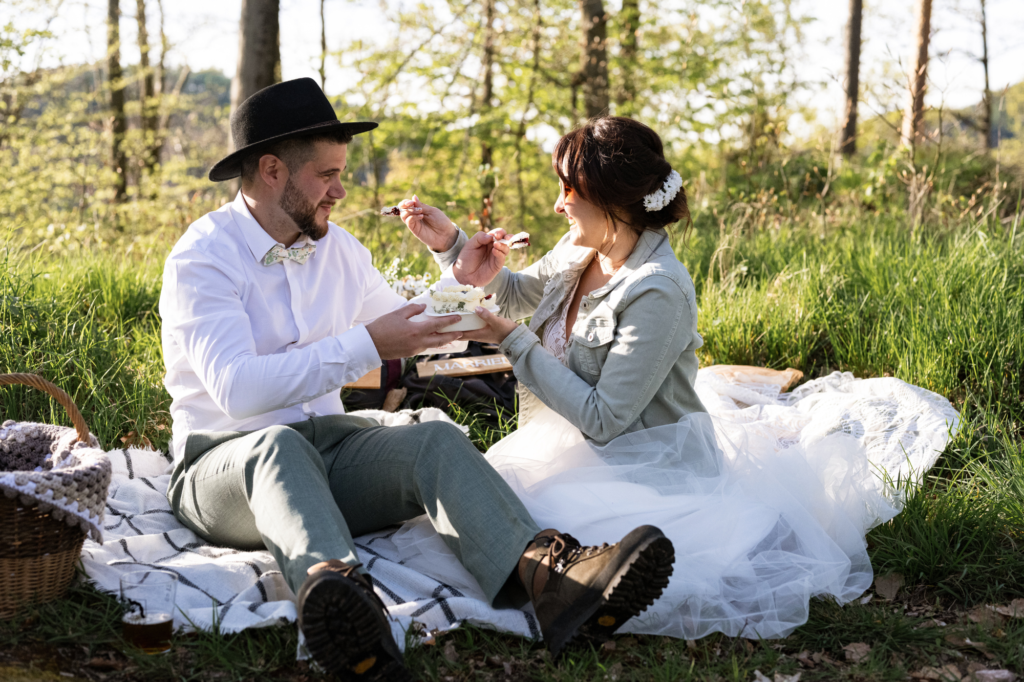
[515,0,543,226]
[900,0,932,149]
[580,0,609,118]
[979,0,993,149]
[840,0,862,156]
[137,0,159,179]
[615,0,638,117]
[107,0,127,203]
[479,0,496,231]
[155,0,166,96]
[319,0,327,90]
[231,0,281,150]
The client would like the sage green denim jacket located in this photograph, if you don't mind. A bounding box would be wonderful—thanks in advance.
[434,227,706,444]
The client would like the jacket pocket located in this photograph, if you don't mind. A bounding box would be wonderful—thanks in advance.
[572,317,615,374]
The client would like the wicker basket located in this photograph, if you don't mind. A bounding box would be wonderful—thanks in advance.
[0,373,96,618]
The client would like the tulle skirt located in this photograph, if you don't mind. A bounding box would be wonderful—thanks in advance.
[392,370,960,640]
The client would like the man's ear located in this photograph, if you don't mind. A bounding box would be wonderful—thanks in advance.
[258,154,288,190]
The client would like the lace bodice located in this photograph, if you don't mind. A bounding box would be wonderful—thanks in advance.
[541,277,583,364]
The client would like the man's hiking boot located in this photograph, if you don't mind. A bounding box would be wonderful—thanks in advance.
[518,525,675,657]
[297,559,409,682]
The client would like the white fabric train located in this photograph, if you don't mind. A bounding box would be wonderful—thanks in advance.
[390,369,960,640]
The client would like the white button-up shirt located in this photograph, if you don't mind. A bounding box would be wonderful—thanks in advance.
[159,192,407,464]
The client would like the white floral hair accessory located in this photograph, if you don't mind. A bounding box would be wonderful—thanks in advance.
[643,170,683,212]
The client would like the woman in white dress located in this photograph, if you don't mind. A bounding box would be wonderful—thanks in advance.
[399,116,958,640]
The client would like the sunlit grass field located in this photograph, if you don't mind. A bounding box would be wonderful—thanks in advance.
[2,206,1023,680]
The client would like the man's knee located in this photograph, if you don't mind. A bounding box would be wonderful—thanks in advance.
[413,421,483,469]
[244,425,325,482]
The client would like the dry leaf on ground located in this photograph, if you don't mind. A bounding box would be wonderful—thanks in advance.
[874,573,904,600]
[794,650,815,668]
[971,671,1017,682]
[912,663,962,680]
[993,599,1024,619]
[753,672,801,682]
[968,605,1006,628]
[842,642,871,663]
[442,641,459,663]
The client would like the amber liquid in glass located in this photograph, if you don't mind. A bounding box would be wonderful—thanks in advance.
[122,613,173,654]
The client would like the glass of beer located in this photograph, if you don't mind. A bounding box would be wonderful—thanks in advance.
[119,570,177,654]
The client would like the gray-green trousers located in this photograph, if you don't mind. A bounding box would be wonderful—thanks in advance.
[166,414,540,604]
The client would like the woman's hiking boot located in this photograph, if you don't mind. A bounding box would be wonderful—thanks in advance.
[518,525,675,657]
[297,559,409,682]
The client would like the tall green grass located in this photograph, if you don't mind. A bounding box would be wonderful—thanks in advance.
[1,207,1023,606]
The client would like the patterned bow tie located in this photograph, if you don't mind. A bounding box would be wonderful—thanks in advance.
[262,242,317,266]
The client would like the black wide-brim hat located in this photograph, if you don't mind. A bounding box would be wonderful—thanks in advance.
[209,77,377,182]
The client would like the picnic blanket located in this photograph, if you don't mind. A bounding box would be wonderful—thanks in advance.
[80,408,539,651]
[80,369,959,647]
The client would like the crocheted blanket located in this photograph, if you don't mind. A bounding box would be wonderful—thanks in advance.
[0,420,110,542]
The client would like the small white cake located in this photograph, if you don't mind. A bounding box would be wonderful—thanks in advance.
[428,285,494,314]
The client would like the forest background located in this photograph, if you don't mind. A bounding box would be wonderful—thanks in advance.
[2,0,1024,680]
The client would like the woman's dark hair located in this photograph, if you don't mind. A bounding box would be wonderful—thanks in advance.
[552,116,689,235]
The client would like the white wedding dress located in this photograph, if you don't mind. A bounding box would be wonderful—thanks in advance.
[390,288,960,640]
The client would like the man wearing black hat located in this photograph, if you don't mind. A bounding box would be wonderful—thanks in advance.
[158,78,675,681]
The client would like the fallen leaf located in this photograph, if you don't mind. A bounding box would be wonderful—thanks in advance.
[601,640,616,652]
[972,671,1017,682]
[753,672,772,682]
[773,674,802,682]
[794,650,815,668]
[843,642,871,663]
[968,605,1006,628]
[604,662,623,681]
[860,593,874,605]
[442,641,458,663]
[994,599,1024,619]
[875,573,904,600]
[87,658,123,671]
[503,661,512,676]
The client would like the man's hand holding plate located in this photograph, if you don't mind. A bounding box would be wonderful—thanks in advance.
[366,304,463,359]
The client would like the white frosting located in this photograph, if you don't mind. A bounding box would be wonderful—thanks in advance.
[428,285,489,313]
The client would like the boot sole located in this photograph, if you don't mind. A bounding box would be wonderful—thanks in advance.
[298,572,410,682]
[546,525,675,657]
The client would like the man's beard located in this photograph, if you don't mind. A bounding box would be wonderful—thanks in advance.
[280,177,329,241]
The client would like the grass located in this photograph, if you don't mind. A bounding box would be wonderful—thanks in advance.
[1,204,1023,680]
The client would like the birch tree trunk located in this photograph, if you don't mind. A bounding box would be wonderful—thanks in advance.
[900,0,932,149]
[137,0,159,178]
[231,0,281,150]
[615,0,639,117]
[979,0,993,150]
[319,0,327,90]
[479,0,496,231]
[107,0,127,203]
[840,0,862,156]
[580,0,609,118]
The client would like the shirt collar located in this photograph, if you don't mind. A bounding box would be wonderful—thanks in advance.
[230,191,315,263]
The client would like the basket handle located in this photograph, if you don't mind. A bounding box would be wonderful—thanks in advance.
[0,374,91,444]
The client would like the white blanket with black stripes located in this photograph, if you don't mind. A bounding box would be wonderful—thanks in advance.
[80,409,540,649]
